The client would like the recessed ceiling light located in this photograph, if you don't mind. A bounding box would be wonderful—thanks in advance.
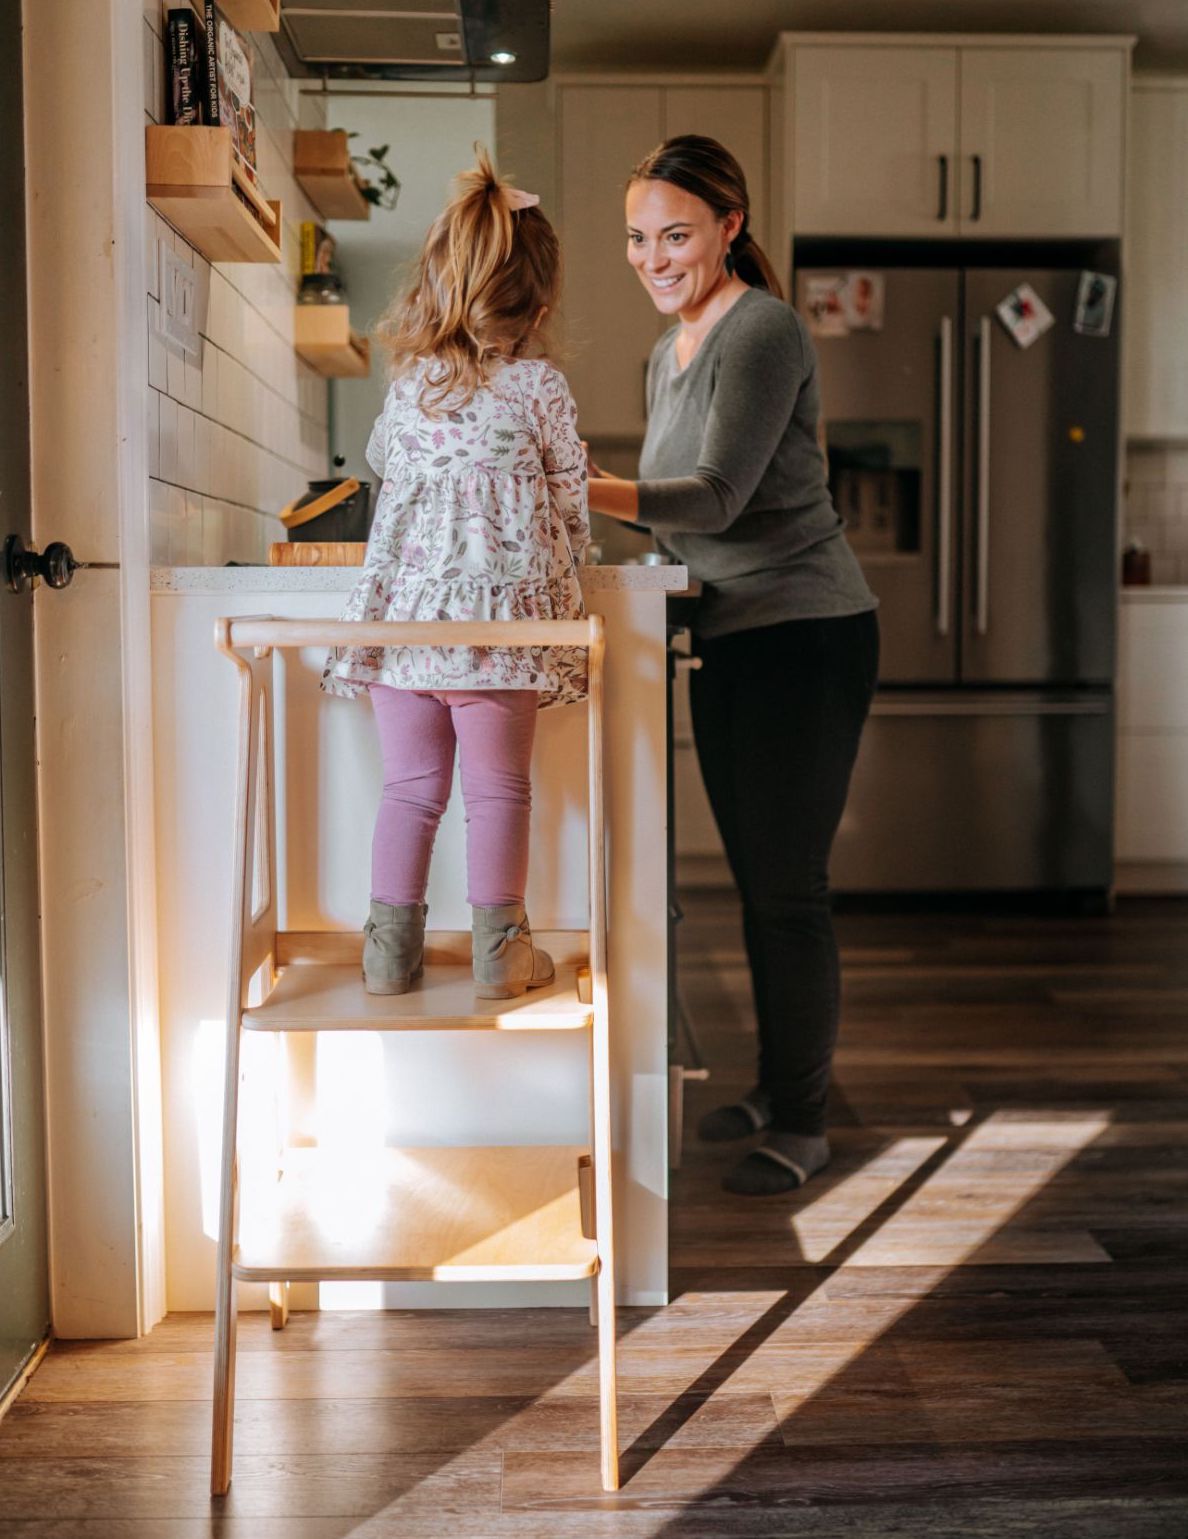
[490,50,516,65]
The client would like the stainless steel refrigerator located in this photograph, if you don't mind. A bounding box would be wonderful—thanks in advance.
[794,251,1120,898]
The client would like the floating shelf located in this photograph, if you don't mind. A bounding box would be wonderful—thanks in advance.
[218,0,280,31]
[146,126,281,264]
[294,130,372,220]
[233,1145,599,1283]
[294,305,371,376]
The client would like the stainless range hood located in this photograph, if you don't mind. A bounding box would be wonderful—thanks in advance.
[276,0,549,82]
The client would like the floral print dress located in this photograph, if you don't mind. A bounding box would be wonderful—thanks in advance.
[321,356,590,709]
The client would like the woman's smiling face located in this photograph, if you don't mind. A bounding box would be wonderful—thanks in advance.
[626,179,741,317]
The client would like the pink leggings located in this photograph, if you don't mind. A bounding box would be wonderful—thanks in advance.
[369,685,538,908]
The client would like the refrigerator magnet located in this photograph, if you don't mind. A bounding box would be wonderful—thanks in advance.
[804,276,850,337]
[995,282,1055,349]
[1073,271,1117,337]
[840,271,885,332]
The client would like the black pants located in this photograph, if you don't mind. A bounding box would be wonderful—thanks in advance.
[690,610,879,1135]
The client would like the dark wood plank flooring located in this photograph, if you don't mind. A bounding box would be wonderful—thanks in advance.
[3,893,1188,1536]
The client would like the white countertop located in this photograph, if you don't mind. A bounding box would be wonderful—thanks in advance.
[150,564,689,595]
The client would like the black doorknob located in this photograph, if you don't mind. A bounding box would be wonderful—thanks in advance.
[4,534,81,593]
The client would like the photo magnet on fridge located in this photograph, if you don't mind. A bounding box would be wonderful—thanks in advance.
[1073,271,1117,338]
[996,283,1055,350]
[804,276,850,338]
[841,272,885,332]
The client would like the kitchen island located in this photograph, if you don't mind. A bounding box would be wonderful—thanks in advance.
[150,564,685,1312]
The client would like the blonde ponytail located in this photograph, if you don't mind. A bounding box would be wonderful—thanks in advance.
[376,145,560,410]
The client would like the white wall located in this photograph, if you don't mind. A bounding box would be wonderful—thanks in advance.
[142,3,330,564]
[322,90,495,481]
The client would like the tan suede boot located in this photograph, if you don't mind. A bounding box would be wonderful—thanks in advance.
[362,900,427,996]
[472,904,555,999]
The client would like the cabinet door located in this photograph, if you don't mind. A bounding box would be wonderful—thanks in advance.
[559,86,665,440]
[793,46,958,236]
[663,87,769,248]
[958,48,1125,237]
[1124,84,1188,438]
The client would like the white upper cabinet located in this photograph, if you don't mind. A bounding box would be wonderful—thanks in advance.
[793,46,959,236]
[1124,80,1188,440]
[959,49,1125,237]
[784,37,1130,239]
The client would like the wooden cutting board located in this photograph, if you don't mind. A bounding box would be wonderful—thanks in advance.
[269,542,366,566]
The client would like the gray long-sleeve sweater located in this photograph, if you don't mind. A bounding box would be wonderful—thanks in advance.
[637,286,876,638]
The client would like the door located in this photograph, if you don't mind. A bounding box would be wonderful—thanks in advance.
[792,46,958,236]
[961,268,1119,686]
[559,85,665,440]
[797,267,960,684]
[959,49,1125,237]
[0,0,51,1398]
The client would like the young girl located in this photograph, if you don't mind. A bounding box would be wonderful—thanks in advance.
[322,149,590,999]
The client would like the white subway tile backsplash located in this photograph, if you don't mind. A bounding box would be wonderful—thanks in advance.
[166,334,186,402]
[145,15,328,564]
[158,395,178,483]
[176,405,195,488]
[147,299,168,391]
[1125,444,1188,585]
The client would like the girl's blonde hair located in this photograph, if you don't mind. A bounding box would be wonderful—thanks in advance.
[376,145,560,410]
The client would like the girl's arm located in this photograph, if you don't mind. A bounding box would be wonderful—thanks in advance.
[536,367,591,558]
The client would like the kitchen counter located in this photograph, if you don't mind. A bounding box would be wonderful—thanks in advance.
[150,563,690,594]
[150,565,682,1313]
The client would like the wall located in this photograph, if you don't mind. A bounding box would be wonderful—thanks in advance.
[326,87,495,481]
[142,2,330,564]
[1123,446,1188,584]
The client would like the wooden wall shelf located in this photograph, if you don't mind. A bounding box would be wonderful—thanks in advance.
[294,306,371,377]
[146,126,282,264]
[293,130,372,221]
[218,0,280,31]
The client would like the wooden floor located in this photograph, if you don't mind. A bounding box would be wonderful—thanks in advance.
[4,892,1188,1536]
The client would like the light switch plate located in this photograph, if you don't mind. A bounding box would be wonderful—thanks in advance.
[159,242,200,358]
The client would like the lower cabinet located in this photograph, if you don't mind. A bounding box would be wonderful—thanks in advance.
[1115,591,1188,887]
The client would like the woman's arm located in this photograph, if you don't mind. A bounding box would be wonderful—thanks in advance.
[587,474,640,523]
[637,305,808,536]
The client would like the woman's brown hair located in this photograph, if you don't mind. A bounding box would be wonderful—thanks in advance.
[628,134,783,300]
[376,145,560,410]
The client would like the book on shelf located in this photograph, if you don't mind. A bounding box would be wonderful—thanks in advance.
[165,7,204,126]
[300,221,338,278]
[202,2,258,184]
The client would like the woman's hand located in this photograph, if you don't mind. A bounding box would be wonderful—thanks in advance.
[582,440,610,480]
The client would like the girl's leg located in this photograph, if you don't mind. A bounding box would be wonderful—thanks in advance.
[690,612,879,1189]
[446,690,538,906]
[369,685,456,904]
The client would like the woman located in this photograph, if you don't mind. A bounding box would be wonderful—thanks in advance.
[586,135,879,1196]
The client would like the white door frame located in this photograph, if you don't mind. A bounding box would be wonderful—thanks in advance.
[23,0,164,1338]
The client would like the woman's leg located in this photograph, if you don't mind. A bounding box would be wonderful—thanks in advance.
[446,690,538,906]
[690,612,879,1176]
[369,685,456,904]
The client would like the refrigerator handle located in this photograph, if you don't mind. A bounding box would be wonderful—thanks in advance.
[975,316,992,637]
[936,316,954,636]
[936,155,948,221]
[971,154,983,221]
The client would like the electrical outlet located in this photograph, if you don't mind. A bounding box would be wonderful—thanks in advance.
[159,243,200,357]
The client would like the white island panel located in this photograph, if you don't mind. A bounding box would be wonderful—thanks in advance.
[151,567,679,1309]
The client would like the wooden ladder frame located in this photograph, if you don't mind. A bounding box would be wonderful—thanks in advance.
[209,617,618,1494]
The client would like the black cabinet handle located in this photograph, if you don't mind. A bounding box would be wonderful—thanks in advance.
[937,154,948,221]
[971,154,983,222]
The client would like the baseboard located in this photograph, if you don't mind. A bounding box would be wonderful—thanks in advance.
[1114,861,1188,894]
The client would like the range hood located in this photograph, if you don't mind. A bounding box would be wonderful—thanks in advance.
[276,0,550,83]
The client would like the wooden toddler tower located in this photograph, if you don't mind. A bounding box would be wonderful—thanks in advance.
[209,617,618,1494]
